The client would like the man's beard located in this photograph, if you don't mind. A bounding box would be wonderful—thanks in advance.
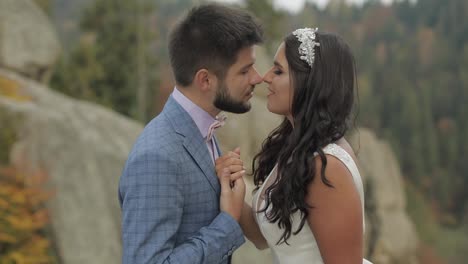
[214,82,252,114]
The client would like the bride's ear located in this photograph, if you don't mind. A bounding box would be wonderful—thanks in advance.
[193,69,217,92]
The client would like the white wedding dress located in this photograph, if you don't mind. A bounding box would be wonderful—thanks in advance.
[252,143,373,264]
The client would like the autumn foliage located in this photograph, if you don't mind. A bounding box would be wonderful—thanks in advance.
[0,165,56,264]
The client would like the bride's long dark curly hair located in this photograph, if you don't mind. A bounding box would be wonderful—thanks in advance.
[252,31,357,244]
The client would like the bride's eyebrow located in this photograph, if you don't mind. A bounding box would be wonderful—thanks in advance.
[274,61,283,69]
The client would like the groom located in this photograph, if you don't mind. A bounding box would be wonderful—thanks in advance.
[118,4,263,264]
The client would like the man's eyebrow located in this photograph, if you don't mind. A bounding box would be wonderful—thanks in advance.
[240,62,255,71]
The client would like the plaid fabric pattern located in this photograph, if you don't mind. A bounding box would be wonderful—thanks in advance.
[119,96,244,263]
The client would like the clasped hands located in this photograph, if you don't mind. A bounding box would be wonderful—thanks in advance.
[215,147,246,222]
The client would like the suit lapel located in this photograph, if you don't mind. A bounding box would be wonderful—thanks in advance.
[163,96,220,195]
[183,135,220,195]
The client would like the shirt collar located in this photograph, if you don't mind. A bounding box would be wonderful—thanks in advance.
[171,87,217,139]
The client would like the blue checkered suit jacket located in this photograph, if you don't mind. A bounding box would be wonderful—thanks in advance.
[119,95,245,263]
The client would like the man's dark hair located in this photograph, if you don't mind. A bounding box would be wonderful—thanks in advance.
[168,4,263,86]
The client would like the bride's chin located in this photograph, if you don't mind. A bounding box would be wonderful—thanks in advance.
[266,104,277,115]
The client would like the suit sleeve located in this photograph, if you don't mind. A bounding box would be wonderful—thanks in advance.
[119,150,245,264]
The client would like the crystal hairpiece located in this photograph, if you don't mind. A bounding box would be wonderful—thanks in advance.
[292,27,320,68]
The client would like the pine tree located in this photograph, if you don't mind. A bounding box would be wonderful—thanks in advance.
[50,0,158,121]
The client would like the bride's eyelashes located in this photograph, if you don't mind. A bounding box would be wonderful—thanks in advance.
[274,69,283,75]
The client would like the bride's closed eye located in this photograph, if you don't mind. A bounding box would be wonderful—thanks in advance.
[273,68,283,75]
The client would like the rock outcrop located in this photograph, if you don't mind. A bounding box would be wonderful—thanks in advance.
[0,68,142,264]
[0,0,61,83]
[349,128,420,264]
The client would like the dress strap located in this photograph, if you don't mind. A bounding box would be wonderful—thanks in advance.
[322,144,360,180]
[321,143,366,231]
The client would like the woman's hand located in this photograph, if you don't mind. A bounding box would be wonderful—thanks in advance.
[219,167,246,222]
[216,147,246,222]
[215,147,246,183]
[215,148,268,248]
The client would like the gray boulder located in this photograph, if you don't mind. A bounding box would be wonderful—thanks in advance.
[0,68,142,264]
[0,0,61,83]
[349,128,420,264]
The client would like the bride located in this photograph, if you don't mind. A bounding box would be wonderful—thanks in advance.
[216,28,373,264]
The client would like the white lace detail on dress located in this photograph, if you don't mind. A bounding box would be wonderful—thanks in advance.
[322,143,353,164]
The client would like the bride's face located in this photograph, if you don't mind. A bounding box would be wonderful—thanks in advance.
[263,43,293,118]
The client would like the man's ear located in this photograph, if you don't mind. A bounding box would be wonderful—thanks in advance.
[193,69,217,92]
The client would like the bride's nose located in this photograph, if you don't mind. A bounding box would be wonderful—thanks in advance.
[262,70,272,84]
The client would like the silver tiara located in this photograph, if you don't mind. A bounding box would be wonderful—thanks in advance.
[292,27,320,68]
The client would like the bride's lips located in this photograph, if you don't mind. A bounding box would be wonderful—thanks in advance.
[267,87,274,96]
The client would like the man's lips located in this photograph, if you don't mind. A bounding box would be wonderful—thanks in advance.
[246,87,255,97]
